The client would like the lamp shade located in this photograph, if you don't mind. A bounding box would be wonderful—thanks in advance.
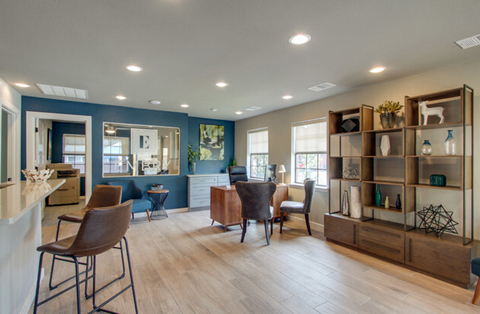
[279,165,286,173]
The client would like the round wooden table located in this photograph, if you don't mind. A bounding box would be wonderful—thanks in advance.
[147,189,169,220]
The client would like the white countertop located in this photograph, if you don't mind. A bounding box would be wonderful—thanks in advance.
[0,179,66,226]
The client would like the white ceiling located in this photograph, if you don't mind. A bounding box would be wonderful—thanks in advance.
[0,0,479,121]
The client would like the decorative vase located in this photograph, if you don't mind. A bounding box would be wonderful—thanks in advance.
[420,140,432,155]
[385,196,390,209]
[190,162,196,174]
[396,194,401,209]
[444,130,456,155]
[375,186,382,207]
[380,113,395,129]
[341,190,349,216]
[380,135,391,156]
[350,186,362,219]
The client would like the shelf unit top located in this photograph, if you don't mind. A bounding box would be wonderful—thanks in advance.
[405,87,462,102]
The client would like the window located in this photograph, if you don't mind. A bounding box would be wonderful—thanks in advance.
[293,119,327,186]
[103,137,130,174]
[62,134,86,174]
[248,129,268,179]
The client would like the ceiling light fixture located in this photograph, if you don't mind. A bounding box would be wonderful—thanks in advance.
[14,82,30,88]
[126,65,143,72]
[235,111,243,115]
[105,124,116,135]
[116,95,126,100]
[211,108,218,111]
[369,66,386,73]
[216,82,228,87]
[289,33,311,45]
[282,95,293,100]
[149,100,161,105]
[181,104,189,108]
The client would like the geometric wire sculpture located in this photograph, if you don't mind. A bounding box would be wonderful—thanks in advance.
[416,204,458,238]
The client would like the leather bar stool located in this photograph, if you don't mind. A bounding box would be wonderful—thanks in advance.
[33,200,138,314]
[50,184,122,291]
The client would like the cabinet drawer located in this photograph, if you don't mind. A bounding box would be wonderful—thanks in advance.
[189,196,210,208]
[324,214,358,247]
[217,177,230,186]
[359,238,405,263]
[190,177,217,185]
[359,225,404,247]
[190,185,212,196]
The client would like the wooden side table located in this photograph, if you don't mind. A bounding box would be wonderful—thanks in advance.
[147,190,169,220]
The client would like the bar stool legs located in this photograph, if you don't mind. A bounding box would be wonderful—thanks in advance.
[33,237,138,314]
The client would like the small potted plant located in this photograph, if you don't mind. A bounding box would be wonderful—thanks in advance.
[188,144,200,174]
[374,100,403,129]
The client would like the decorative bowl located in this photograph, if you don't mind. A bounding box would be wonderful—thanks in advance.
[22,169,55,182]
[151,183,163,191]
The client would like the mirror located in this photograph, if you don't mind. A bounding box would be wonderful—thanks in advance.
[102,122,180,177]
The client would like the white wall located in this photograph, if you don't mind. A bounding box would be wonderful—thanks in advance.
[0,77,21,182]
[235,58,480,239]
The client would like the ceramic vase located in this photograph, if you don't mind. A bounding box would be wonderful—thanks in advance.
[380,113,395,129]
[190,162,196,174]
[444,130,456,155]
[341,190,349,216]
[380,135,391,156]
[384,196,390,209]
[375,186,382,207]
[350,186,362,219]
[421,140,432,155]
[396,194,401,209]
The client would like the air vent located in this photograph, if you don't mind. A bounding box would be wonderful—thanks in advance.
[308,82,336,92]
[36,84,88,99]
[455,34,480,49]
[245,106,262,111]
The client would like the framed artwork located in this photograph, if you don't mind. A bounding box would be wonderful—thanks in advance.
[46,128,53,161]
[131,129,158,154]
[199,124,224,160]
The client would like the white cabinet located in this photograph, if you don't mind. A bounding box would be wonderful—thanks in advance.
[187,174,229,209]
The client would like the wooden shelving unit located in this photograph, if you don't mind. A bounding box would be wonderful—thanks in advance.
[325,85,478,288]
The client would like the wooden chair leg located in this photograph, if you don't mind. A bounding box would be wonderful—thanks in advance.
[240,219,247,243]
[146,210,151,222]
[280,212,284,234]
[305,214,312,235]
[264,220,270,245]
[473,277,480,304]
[211,219,215,226]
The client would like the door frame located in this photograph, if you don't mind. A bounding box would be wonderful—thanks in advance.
[26,111,92,202]
[0,104,20,182]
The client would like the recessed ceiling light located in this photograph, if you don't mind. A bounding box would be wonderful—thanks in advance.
[235,111,243,115]
[149,100,161,105]
[181,104,189,108]
[369,67,385,73]
[116,95,126,100]
[126,65,143,72]
[216,82,228,87]
[289,33,311,45]
[211,108,218,111]
[14,82,30,88]
[282,95,293,100]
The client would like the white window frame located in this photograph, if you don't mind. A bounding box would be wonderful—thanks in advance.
[292,118,328,187]
[247,128,268,179]
[103,136,131,174]
[62,134,86,175]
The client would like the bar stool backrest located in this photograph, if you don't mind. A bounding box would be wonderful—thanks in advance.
[65,200,133,257]
[85,185,122,209]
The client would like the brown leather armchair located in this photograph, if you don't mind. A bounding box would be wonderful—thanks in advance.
[236,181,276,245]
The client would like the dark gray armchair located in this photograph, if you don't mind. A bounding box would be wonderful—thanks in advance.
[236,181,276,245]
[228,166,248,185]
[280,179,316,235]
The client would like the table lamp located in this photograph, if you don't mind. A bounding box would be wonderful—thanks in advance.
[279,165,286,185]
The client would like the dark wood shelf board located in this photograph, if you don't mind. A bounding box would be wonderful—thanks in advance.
[363,204,403,214]
[363,180,404,186]
[363,127,404,134]
[405,183,462,191]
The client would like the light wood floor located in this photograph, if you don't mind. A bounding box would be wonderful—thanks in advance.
[30,202,480,314]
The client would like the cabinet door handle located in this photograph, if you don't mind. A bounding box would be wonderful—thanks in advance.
[353,225,357,245]
[408,238,412,262]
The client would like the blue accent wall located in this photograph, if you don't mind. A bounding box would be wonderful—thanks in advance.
[21,96,234,209]
[51,121,86,196]
[188,117,235,174]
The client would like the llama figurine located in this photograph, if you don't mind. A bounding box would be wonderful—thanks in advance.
[419,101,444,125]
